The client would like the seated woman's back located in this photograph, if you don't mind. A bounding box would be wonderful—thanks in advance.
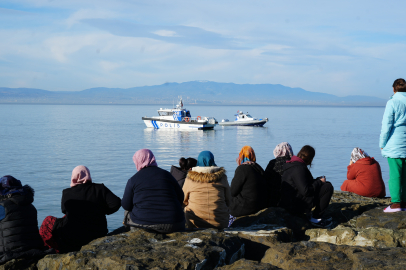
[341,148,386,198]
[183,151,231,229]
[264,142,294,207]
[230,146,268,217]
[55,166,121,253]
[122,166,184,225]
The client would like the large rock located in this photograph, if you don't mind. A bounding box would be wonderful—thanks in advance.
[306,225,406,248]
[215,259,282,270]
[261,241,406,269]
[37,228,245,270]
[225,224,292,261]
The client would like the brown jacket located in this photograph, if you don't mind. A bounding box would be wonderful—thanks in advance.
[183,166,231,229]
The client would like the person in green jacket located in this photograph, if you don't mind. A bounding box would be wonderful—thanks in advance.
[380,78,406,212]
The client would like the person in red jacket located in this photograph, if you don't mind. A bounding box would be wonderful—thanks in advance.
[341,148,386,198]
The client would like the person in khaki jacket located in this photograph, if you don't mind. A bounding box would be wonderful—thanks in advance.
[182,151,231,229]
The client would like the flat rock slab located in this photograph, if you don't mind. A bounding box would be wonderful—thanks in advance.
[231,207,311,240]
[37,228,245,270]
[215,259,282,270]
[355,207,406,230]
[261,241,406,270]
[224,224,292,261]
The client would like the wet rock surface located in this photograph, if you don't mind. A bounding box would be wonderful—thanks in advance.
[215,259,282,270]
[37,228,244,270]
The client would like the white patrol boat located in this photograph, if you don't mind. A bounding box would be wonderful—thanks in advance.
[142,98,217,130]
[219,111,268,127]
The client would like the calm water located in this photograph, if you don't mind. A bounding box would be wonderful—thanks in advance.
[0,104,388,231]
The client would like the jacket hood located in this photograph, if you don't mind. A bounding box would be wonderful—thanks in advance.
[354,157,376,165]
[393,92,406,104]
[170,166,187,181]
[187,166,226,183]
[6,185,34,205]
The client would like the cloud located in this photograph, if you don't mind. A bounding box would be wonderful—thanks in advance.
[65,9,117,28]
[81,18,247,50]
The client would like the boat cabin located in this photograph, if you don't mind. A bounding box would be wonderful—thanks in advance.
[156,98,191,121]
[235,111,256,121]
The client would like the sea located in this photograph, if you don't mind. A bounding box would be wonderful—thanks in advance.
[0,104,389,231]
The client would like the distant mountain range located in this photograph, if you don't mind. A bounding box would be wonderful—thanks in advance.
[0,81,387,106]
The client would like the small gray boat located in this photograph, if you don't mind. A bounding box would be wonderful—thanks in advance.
[219,111,268,127]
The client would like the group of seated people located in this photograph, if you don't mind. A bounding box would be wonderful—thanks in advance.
[0,144,387,263]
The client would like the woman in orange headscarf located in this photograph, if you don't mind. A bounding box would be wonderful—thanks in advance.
[229,146,268,220]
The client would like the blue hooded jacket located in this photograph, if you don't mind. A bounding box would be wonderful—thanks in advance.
[380,92,406,158]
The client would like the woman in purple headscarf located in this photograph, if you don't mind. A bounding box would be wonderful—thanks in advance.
[121,149,185,233]
[264,142,294,207]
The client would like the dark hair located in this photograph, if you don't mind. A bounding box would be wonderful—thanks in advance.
[179,157,197,171]
[393,78,406,92]
[297,145,315,167]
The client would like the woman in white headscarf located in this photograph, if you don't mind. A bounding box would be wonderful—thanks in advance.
[264,142,294,206]
[341,148,386,198]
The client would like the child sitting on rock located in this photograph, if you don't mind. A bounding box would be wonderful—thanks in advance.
[341,148,386,198]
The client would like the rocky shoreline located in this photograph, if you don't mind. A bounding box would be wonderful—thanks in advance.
[4,191,406,270]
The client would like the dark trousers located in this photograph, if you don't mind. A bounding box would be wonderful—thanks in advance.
[312,181,334,218]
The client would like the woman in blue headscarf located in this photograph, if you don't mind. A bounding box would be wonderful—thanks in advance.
[182,151,231,229]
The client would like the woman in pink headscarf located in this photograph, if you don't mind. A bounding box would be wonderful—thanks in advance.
[39,165,121,253]
[264,142,294,207]
[122,149,185,233]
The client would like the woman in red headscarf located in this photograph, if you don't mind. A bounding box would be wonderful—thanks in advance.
[40,165,121,253]
[229,146,268,220]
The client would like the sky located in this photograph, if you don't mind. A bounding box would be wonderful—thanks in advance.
[0,0,405,98]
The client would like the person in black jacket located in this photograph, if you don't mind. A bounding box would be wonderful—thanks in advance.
[122,149,185,233]
[229,146,268,219]
[0,175,47,264]
[279,145,334,228]
[40,166,121,253]
[170,157,197,187]
[264,142,294,207]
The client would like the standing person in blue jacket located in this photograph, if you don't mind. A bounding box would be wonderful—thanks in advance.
[380,78,406,212]
[122,149,185,233]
